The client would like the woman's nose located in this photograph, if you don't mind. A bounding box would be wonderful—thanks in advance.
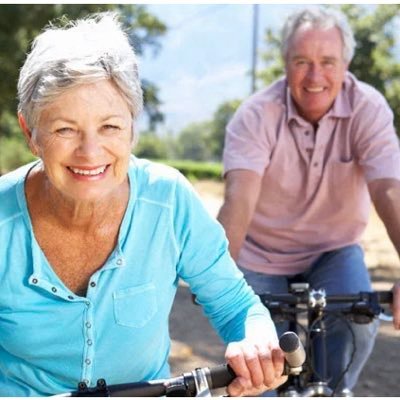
[75,131,103,157]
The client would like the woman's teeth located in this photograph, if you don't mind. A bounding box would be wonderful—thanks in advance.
[69,166,107,176]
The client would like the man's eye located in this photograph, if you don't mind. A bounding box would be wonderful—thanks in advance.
[103,125,120,131]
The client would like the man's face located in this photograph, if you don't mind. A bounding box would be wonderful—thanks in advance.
[285,25,348,124]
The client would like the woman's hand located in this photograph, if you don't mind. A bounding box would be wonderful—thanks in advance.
[225,338,287,396]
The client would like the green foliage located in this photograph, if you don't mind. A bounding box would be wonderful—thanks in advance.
[258,29,285,86]
[208,99,241,160]
[258,5,400,134]
[0,111,21,139]
[0,136,36,175]
[157,159,222,182]
[134,132,169,159]
[170,99,241,163]
[175,121,213,161]
[141,80,165,131]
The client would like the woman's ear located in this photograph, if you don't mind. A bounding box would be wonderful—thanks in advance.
[18,113,40,156]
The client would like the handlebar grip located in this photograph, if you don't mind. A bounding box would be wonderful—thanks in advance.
[207,364,236,389]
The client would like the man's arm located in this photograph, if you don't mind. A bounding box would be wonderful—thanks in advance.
[368,178,400,329]
[217,170,262,261]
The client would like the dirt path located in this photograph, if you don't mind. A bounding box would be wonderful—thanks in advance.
[168,181,400,396]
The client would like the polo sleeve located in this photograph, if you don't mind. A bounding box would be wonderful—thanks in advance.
[223,101,273,177]
[172,173,274,343]
[353,95,400,182]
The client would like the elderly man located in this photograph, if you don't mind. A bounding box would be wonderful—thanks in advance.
[218,7,400,395]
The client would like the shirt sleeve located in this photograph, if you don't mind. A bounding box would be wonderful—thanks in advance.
[352,93,400,182]
[223,101,274,177]
[172,173,275,343]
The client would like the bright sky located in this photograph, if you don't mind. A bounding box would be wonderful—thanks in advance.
[137,4,305,134]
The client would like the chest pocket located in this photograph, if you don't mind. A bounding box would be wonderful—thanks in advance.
[113,283,157,328]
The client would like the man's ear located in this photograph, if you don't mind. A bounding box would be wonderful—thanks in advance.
[18,113,39,156]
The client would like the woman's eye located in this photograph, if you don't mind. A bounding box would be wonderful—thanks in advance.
[55,127,76,135]
[102,125,122,134]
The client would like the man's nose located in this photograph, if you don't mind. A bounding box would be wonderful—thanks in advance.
[306,63,323,80]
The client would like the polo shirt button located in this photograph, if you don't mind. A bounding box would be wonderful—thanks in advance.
[87,339,93,346]
[86,322,92,329]
[85,359,91,365]
[116,258,123,265]
[90,281,96,287]
[32,278,38,284]
[51,287,57,293]
[68,295,74,300]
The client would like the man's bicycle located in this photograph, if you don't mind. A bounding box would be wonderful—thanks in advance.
[259,284,393,397]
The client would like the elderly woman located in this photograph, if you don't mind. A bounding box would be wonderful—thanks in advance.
[0,13,286,397]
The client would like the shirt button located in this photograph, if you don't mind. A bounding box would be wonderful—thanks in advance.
[116,258,123,266]
[51,287,57,293]
[305,131,310,136]
[68,295,74,300]
[87,339,93,346]
[90,281,96,287]
[85,301,90,307]
[32,278,38,284]
[313,162,319,167]
[85,359,91,365]
[86,322,92,329]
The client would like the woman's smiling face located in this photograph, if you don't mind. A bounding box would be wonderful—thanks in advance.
[27,80,134,202]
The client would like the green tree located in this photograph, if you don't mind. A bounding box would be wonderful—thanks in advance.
[176,122,213,161]
[258,5,400,134]
[133,131,169,160]
[208,99,241,160]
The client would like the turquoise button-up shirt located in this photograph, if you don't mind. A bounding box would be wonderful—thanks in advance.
[0,157,271,396]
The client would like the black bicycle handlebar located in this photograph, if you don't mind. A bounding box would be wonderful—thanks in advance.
[259,290,393,306]
[59,364,237,397]
[259,290,393,325]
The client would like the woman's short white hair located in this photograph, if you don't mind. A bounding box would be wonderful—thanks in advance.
[17,12,143,131]
[281,7,356,64]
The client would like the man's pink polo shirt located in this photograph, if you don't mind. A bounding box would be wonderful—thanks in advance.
[223,72,400,275]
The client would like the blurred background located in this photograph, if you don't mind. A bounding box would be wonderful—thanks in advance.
[1,4,400,177]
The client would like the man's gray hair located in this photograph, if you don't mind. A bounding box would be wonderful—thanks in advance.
[18,12,143,131]
[281,7,356,64]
